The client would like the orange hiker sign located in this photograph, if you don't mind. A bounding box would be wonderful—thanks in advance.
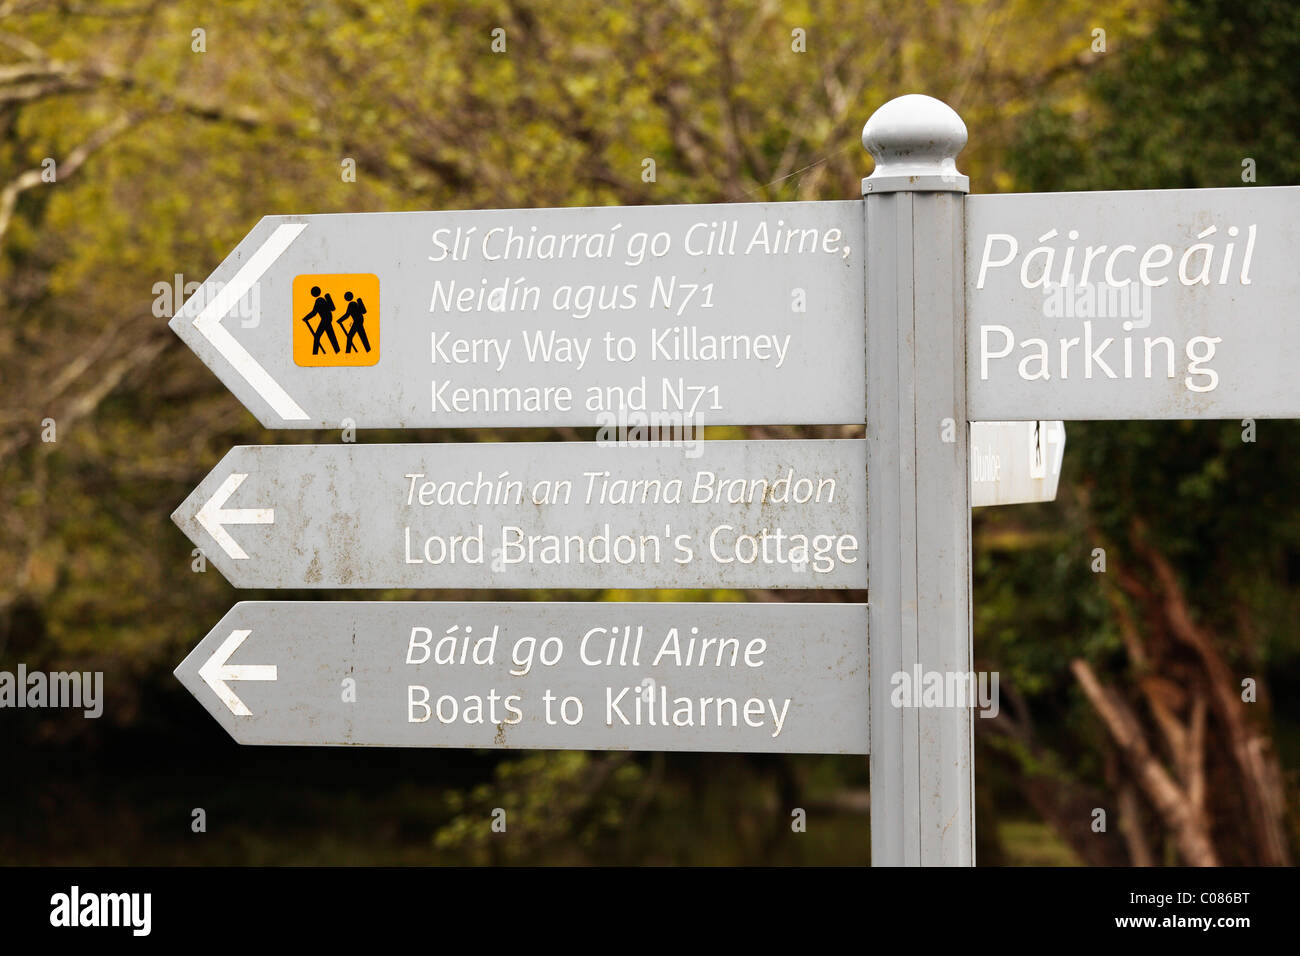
[293,273,379,367]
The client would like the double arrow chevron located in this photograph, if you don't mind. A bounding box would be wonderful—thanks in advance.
[175,222,309,423]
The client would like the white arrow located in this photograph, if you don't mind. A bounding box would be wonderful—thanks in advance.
[199,628,278,717]
[196,472,274,560]
[188,221,310,422]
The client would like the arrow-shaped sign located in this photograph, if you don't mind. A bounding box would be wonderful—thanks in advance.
[175,601,869,753]
[196,628,278,716]
[968,185,1300,420]
[172,440,869,591]
[170,202,866,429]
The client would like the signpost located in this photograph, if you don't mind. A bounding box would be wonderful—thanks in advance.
[968,187,1300,420]
[175,601,869,754]
[169,201,865,429]
[171,90,1296,867]
[171,439,868,590]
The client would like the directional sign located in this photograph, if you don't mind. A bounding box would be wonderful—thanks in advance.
[968,186,1300,420]
[969,420,1065,507]
[170,201,865,429]
[172,440,868,590]
[176,601,869,754]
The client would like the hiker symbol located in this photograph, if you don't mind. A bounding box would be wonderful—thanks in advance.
[293,273,379,367]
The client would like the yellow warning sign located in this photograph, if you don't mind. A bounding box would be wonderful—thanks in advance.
[293,273,379,367]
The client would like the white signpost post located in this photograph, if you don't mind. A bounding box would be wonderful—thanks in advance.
[173,90,1297,868]
[861,95,976,867]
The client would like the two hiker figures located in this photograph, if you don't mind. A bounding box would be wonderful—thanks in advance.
[301,286,371,355]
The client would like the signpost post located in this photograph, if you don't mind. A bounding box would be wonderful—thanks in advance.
[862,94,975,867]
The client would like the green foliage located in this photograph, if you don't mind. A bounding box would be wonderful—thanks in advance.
[1011,0,1300,191]
[434,752,643,864]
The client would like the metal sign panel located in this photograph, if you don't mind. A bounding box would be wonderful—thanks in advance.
[967,186,1300,420]
[176,601,869,754]
[172,440,868,590]
[170,201,865,429]
[969,420,1065,507]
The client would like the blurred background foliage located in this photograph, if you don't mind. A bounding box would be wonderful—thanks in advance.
[0,0,1295,864]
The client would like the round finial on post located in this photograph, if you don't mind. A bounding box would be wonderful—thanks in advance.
[862,94,969,194]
